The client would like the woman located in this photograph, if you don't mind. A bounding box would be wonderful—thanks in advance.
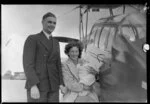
[60,41,100,102]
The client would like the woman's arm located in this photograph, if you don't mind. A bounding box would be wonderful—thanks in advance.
[87,66,98,75]
[62,63,84,92]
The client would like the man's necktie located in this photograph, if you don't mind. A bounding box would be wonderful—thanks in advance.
[49,36,52,40]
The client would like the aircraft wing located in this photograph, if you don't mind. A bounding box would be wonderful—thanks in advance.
[53,36,79,43]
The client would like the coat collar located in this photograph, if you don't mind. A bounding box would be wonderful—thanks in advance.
[37,31,57,52]
[36,31,51,51]
[36,31,58,60]
[65,58,84,80]
[66,58,79,80]
[42,30,52,39]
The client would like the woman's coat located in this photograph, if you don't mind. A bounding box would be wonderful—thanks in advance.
[61,58,99,102]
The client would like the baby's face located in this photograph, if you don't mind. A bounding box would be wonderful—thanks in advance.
[78,65,96,86]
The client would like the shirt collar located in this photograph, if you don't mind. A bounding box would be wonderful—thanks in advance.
[43,30,52,39]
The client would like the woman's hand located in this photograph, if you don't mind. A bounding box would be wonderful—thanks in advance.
[83,84,92,91]
[60,85,68,94]
[30,85,40,99]
[87,66,98,75]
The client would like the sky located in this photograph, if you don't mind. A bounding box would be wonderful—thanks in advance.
[1,4,137,74]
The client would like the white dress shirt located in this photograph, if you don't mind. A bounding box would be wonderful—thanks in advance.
[43,30,52,40]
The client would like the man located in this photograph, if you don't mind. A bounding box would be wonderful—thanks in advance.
[23,12,64,102]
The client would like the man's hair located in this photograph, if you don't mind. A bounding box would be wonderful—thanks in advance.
[42,12,56,21]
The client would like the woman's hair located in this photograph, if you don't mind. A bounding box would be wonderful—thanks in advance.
[64,41,83,58]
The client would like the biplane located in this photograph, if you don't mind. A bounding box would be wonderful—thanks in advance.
[55,4,147,102]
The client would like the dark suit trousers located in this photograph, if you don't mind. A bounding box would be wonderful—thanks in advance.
[27,90,59,102]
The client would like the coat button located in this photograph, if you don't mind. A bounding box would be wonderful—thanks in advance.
[44,54,47,56]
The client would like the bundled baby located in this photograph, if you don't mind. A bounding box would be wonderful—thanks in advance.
[60,60,100,96]
[77,44,110,96]
[77,56,102,96]
[60,57,104,97]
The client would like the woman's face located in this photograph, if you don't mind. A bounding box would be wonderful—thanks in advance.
[68,46,79,61]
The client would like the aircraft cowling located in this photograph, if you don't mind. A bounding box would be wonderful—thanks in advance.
[83,11,147,102]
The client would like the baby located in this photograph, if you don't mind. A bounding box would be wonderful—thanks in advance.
[77,44,109,96]
[77,59,101,96]
[78,61,97,86]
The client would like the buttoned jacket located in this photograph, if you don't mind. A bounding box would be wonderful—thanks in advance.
[23,31,64,91]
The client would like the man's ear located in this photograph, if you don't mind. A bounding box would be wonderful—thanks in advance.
[41,20,44,24]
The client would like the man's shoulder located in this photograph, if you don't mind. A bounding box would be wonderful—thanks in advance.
[27,32,42,39]
[52,36,59,43]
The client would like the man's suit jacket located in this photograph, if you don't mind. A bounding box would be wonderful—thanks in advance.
[23,31,64,92]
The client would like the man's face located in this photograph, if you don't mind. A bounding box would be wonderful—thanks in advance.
[42,16,56,34]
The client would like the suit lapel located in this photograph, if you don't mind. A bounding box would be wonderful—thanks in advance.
[48,38,57,60]
[37,31,59,60]
[66,59,79,80]
[37,31,51,52]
